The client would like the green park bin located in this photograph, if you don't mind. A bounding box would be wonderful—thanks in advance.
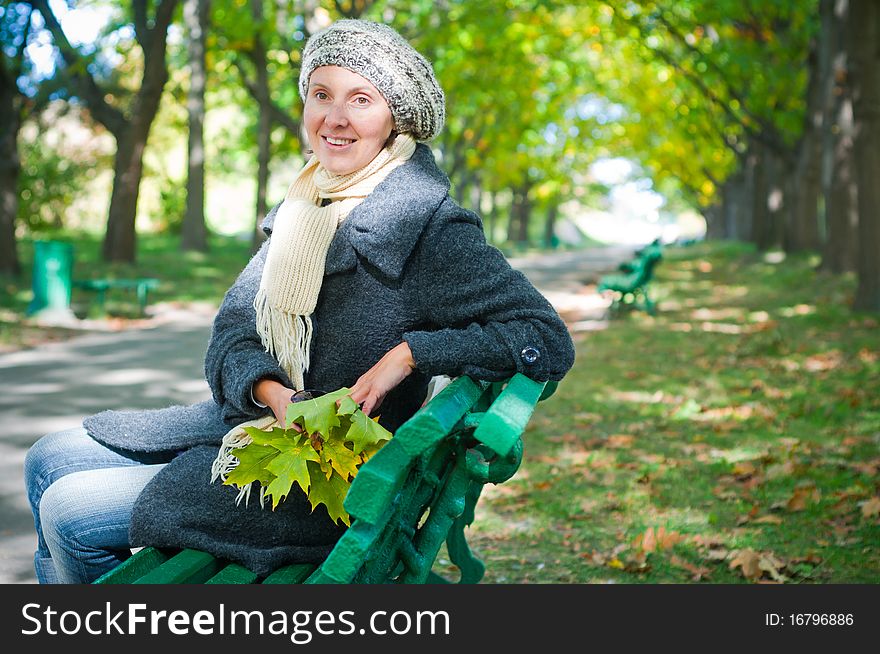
[28,240,74,317]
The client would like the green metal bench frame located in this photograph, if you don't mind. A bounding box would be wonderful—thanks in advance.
[95,373,555,585]
[74,278,160,316]
[597,244,662,315]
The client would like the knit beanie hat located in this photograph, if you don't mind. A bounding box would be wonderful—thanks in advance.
[298,19,445,141]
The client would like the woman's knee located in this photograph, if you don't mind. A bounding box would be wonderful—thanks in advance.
[39,464,163,552]
[24,428,91,505]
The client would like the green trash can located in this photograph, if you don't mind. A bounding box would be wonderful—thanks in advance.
[28,240,74,319]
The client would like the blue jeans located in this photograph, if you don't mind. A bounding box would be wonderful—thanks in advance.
[24,428,173,584]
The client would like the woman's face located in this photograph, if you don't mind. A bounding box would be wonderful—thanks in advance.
[303,66,395,175]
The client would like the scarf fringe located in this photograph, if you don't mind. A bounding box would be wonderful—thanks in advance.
[254,287,312,391]
[210,414,277,507]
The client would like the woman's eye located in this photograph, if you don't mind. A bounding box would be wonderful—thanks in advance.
[353,96,370,105]
[315,91,329,100]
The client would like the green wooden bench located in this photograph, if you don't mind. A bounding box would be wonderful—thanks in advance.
[74,278,160,316]
[597,243,662,315]
[95,373,555,584]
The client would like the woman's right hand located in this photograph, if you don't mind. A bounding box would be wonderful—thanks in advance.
[253,378,303,431]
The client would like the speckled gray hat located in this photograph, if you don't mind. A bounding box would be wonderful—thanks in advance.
[298,19,445,141]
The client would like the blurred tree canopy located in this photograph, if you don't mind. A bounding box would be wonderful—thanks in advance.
[2,0,878,310]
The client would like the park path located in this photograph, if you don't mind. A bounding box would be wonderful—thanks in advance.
[0,243,635,583]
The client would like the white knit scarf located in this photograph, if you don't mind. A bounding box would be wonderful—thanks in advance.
[253,133,416,391]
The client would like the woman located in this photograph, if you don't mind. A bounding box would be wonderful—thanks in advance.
[24,19,575,583]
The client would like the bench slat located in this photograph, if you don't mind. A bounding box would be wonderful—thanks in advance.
[94,547,170,584]
[134,549,223,584]
[206,563,260,584]
[262,563,318,584]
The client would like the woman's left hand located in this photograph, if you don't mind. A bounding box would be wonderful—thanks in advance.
[348,342,417,417]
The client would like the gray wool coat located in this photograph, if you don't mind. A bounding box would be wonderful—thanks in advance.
[83,144,575,576]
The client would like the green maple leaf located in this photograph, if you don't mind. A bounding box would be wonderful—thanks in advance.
[336,394,358,416]
[286,388,350,436]
[346,409,392,453]
[307,462,351,526]
[319,434,361,481]
[264,436,321,509]
[224,444,280,487]
[243,425,292,446]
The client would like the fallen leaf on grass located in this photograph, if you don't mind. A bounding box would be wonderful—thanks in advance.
[732,461,758,478]
[857,348,878,364]
[804,350,843,372]
[764,461,797,480]
[787,486,821,511]
[606,434,635,449]
[691,534,726,549]
[753,514,783,525]
[632,526,683,553]
[850,459,880,476]
[705,548,730,561]
[669,555,712,581]
[729,549,788,582]
[737,505,760,525]
[859,497,880,518]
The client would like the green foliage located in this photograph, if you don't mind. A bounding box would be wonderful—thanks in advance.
[224,388,392,525]
[17,110,109,233]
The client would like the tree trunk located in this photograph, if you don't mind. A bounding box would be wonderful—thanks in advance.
[182,0,210,252]
[767,152,789,250]
[750,144,773,249]
[0,58,21,276]
[103,130,149,262]
[788,35,824,253]
[100,1,178,263]
[251,0,271,250]
[822,0,859,273]
[850,0,880,311]
[721,168,749,240]
[508,181,532,246]
[703,202,723,239]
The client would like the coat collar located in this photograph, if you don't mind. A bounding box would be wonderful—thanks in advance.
[263,144,450,279]
[323,143,450,278]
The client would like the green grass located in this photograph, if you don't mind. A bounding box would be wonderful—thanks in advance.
[1,231,253,349]
[453,241,880,584]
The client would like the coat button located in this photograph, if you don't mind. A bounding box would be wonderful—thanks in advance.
[520,346,540,365]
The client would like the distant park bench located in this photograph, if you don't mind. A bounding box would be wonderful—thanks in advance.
[598,242,663,315]
[95,373,555,584]
[74,278,160,316]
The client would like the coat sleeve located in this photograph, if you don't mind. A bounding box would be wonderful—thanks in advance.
[402,204,575,382]
[204,239,292,424]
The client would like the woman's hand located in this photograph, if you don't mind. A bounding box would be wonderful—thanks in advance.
[253,378,302,431]
[348,342,416,417]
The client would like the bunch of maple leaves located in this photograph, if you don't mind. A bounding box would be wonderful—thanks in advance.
[222,388,391,526]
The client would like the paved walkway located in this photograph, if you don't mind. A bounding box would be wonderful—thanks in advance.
[0,245,634,583]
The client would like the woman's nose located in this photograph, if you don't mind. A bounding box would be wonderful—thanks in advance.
[324,102,349,127]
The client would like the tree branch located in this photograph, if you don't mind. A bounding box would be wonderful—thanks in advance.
[132,0,149,49]
[26,0,127,135]
[233,55,302,137]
